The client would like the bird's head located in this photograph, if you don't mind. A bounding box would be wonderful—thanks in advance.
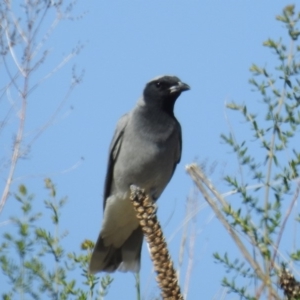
[142,75,190,115]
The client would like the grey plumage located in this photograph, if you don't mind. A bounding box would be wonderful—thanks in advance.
[89,75,190,273]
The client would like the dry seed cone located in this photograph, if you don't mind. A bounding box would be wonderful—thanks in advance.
[130,185,184,300]
[279,268,300,299]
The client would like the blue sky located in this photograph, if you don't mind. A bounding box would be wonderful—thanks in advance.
[0,1,298,299]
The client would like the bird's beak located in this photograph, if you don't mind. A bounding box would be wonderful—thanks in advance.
[169,81,190,93]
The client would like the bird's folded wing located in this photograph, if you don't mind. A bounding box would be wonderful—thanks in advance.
[103,113,129,209]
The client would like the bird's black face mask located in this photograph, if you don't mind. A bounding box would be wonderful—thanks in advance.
[143,76,190,115]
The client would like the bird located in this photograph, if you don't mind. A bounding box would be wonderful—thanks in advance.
[89,75,190,273]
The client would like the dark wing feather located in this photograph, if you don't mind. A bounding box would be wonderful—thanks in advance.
[103,114,129,209]
[172,119,182,176]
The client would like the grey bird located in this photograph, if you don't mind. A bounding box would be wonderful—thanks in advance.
[89,75,190,273]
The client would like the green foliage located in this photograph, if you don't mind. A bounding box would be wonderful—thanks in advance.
[217,4,300,299]
[0,180,113,300]
[222,277,257,300]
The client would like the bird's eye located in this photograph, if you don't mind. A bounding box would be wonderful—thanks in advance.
[155,81,161,88]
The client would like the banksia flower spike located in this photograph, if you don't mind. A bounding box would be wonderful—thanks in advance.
[279,268,300,300]
[130,185,184,300]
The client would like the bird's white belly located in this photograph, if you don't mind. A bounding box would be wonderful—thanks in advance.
[101,192,139,247]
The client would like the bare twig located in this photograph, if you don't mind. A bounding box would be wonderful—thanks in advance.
[0,1,82,214]
[186,163,284,299]
[186,165,275,286]
[0,83,27,213]
[177,197,189,282]
[183,194,197,300]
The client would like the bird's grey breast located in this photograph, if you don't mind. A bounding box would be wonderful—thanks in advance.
[112,108,180,197]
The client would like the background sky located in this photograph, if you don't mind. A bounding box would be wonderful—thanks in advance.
[0,1,298,299]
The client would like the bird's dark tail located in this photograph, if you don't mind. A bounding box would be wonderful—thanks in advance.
[89,226,143,273]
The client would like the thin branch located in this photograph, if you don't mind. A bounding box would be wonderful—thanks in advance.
[31,10,61,60]
[186,164,283,299]
[27,70,81,149]
[2,54,22,95]
[223,100,245,187]
[271,180,300,269]
[0,81,27,214]
[28,45,82,95]
[5,22,25,76]
[13,157,84,182]
[186,165,265,281]
[177,196,189,282]
[183,194,197,300]
[9,8,28,44]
